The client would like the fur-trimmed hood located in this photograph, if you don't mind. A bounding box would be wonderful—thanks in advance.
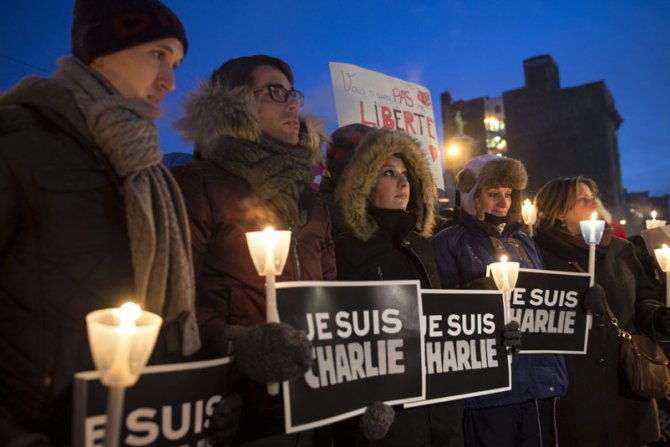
[175,81,327,161]
[335,129,436,241]
[456,154,528,222]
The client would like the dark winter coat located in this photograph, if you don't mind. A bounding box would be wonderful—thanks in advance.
[0,85,179,444]
[534,226,663,447]
[333,129,464,447]
[431,210,568,410]
[171,79,336,442]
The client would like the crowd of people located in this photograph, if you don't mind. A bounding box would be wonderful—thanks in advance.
[1,0,669,446]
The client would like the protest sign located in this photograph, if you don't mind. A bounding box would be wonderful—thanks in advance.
[510,268,591,354]
[329,62,443,189]
[73,357,231,447]
[642,224,670,255]
[276,280,425,433]
[405,290,511,408]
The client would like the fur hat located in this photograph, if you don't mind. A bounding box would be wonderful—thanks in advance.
[71,0,188,64]
[335,129,436,241]
[326,123,375,183]
[456,154,528,221]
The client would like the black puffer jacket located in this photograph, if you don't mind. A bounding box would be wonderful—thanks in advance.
[336,208,440,288]
[0,92,137,443]
[534,226,664,447]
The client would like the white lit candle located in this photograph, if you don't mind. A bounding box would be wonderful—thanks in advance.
[500,255,510,291]
[521,199,537,237]
[108,302,141,384]
[588,212,597,244]
[245,227,292,396]
[646,210,667,229]
[654,244,670,306]
[488,255,520,325]
[86,303,162,447]
[655,244,670,272]
[262,227,279,324]
[579,212,605,287]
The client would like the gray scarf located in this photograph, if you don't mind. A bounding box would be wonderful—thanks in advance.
[204,135,313,229]
[5,57,201,356]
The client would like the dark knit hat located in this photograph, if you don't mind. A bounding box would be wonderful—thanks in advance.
[71,0,188,64]
[326,123,375,183]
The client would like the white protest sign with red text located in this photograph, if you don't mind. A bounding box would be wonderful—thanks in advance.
[329,62,444,189]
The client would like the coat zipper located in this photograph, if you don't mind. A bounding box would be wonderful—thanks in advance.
[291,229,301,280]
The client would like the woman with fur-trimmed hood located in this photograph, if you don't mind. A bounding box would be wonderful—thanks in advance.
[333,128,464,446]
[431,154,567,447]
[171,55,336,444]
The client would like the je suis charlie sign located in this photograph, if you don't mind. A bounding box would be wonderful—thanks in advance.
[276,280,425,433]
[405,290,511,408]
[504,268,592,354]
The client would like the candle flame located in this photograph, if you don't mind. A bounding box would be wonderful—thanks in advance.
[590,212,597,221]
[663,244,669,250]
[117,302,141,331]
[501,255,508,263]
[652,210,658,220]
[523,199,531,206]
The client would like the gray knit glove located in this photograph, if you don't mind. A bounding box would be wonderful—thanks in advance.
[360,402,395,441]
[228,322,313,383]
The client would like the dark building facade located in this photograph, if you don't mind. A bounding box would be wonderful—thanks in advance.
[442,55,627,218]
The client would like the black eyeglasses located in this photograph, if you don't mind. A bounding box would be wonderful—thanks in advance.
[255,84,304,107]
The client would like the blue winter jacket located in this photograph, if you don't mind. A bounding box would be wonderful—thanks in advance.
[431,210,567,409]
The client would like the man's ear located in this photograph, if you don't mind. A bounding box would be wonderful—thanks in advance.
[89,56,104,69]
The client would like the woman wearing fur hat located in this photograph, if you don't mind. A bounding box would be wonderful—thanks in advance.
[431,154,567,447]
[333,128,464,446]
[171,55,336,444]
[534,176,669,446]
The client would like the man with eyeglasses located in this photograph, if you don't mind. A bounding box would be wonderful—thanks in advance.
[171,55,336,445]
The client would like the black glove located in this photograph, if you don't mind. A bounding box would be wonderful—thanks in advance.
[229,322,313,383]
[209,394,242,447]
[502,320,522,355]
[360,402,395,441]
[0,407,50,447]
[6,434,50,447]
[583,284,605,316]
[653,307,670,335]
[466,276,497,291]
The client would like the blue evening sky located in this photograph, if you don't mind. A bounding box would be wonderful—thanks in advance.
[1,0,668,195]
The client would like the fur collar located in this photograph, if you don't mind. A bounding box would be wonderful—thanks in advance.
[176,81,326,162]
[335,129,436,241]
